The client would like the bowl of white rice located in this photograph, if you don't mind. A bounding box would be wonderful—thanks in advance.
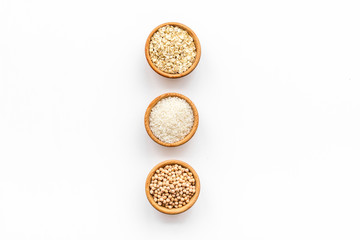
[144,93,199,147]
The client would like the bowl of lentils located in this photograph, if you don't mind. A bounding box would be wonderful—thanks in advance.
[145,22,201,78]
[144,92,199,147]
[145,160,200,214]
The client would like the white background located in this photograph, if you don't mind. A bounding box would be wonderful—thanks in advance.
[1,0,360,239]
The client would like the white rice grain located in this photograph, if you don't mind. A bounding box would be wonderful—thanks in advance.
[149,97,194,143]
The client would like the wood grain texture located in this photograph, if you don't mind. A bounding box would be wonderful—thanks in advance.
[145,160,201,215]
[144,92,199,147]
[145,22,201,78]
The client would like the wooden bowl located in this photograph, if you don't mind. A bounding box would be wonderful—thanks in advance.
[145,160,200,214]
[144,92,199,147]
[145,22,201,78]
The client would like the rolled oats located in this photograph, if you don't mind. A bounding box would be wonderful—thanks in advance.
[149,25,197,74]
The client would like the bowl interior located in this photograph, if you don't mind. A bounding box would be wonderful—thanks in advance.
[144,92,199,147]
[145,160,200,214]
[145,22,201,78]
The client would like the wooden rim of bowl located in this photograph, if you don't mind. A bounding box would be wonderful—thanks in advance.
[144,92,199,147]
[145,22,201,78]
[145,160,200,215]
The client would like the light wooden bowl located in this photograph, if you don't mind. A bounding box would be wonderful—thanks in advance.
[144,92,199,147]
[145,160,200,215]
[145,22,201,78]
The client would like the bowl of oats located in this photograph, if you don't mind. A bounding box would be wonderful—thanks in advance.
[145,160,200,214]
[145,22,201,78]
